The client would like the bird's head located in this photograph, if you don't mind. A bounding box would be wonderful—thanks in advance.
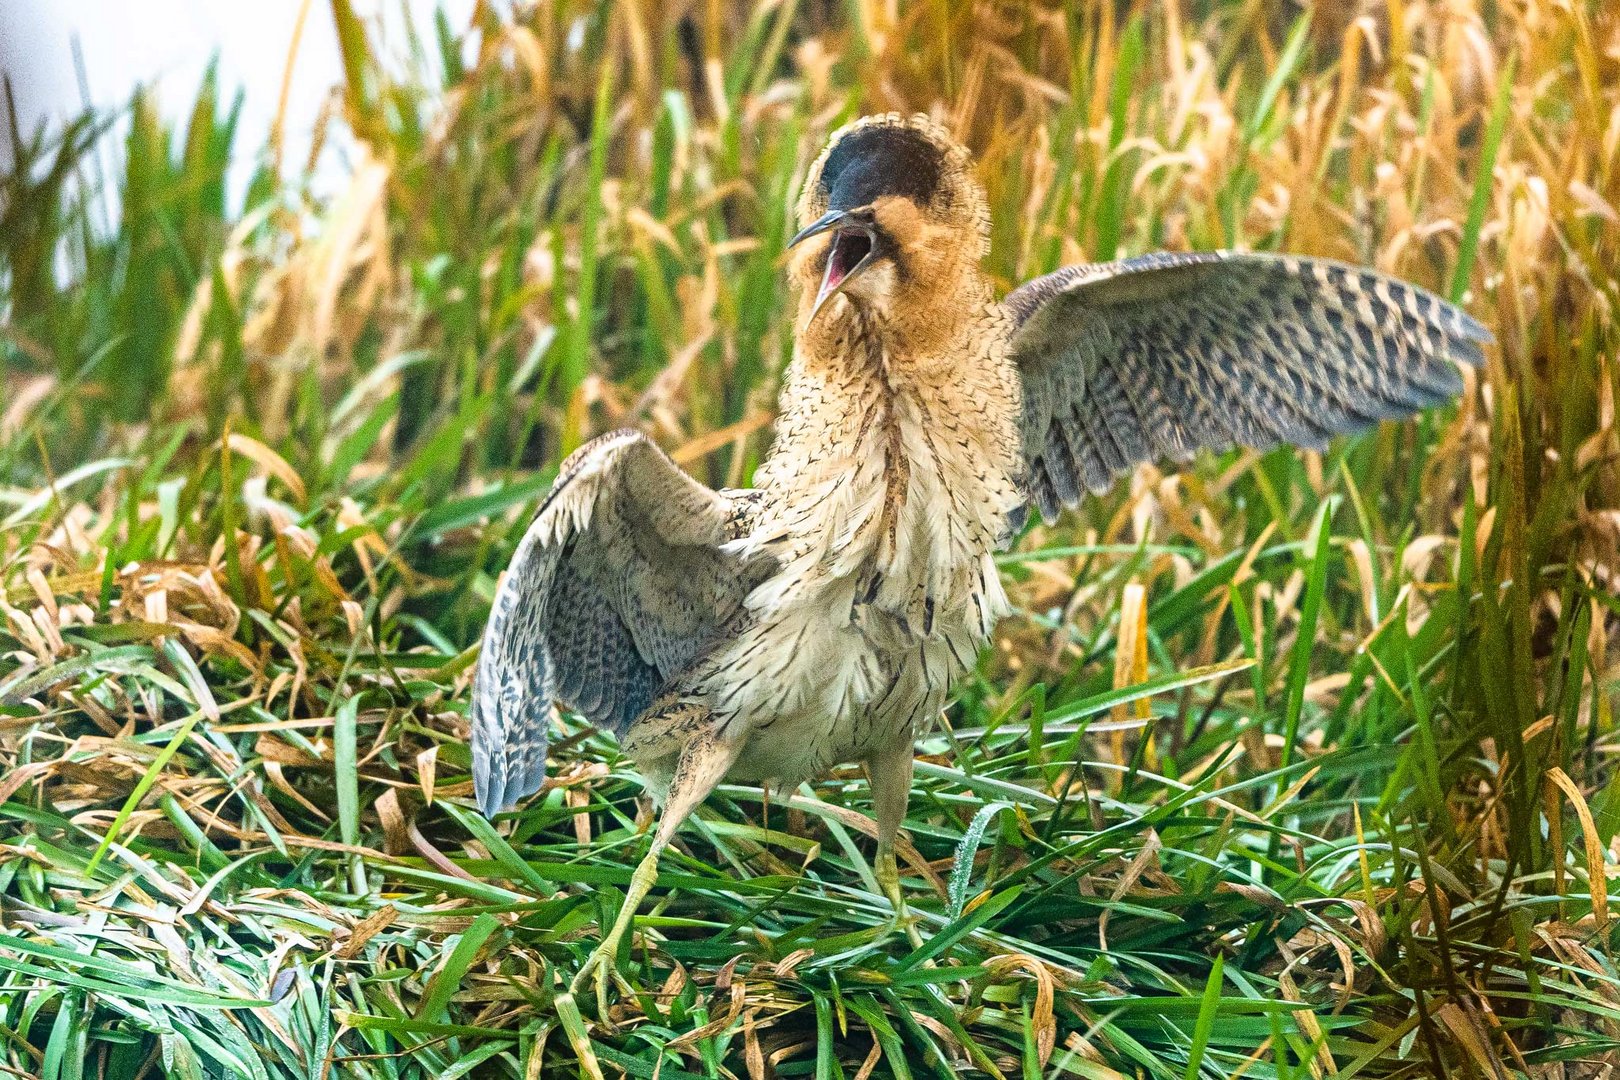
[789,113,989,333]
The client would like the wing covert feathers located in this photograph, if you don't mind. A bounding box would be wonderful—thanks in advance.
[1005,251,1491,521]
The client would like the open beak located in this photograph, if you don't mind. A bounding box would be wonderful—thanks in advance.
[787,209,879,322]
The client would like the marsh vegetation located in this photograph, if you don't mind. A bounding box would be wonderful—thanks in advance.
[2,1,1617,1076]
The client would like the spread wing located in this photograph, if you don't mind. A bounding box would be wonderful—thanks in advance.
[1004,251,1491,520]
[471,430,766,816]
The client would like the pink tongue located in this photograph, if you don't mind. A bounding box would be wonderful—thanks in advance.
[825,241,849,289]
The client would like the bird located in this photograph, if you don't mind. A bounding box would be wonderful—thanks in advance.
[469,112,1490,1008]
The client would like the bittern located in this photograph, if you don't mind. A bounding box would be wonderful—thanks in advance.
[471,113,1489,1006]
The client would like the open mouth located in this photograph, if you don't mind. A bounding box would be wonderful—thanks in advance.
[824,228,874,290]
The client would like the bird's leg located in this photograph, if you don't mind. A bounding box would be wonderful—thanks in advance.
[569,728,737,1018]
[867,737,924,948]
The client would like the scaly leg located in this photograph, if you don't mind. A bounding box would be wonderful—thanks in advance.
[867,736,924,948]
[569,728,737,1018]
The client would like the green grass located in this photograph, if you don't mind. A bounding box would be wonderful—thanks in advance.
[3,1,1619,1076]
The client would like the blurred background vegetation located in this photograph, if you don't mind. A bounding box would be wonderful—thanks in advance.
[2,0,1618,1076]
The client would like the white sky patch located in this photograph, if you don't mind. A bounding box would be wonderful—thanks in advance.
[1,0,477,206]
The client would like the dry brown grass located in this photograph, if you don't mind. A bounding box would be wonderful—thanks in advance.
[3,1,1619,1076]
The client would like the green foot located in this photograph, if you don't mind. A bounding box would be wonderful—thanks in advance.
[568,939,638,1022]
[875,847,926,949]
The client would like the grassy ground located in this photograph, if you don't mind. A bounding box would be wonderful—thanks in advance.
[2,1,1618,1076]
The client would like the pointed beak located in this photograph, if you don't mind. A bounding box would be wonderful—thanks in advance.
[786,209,848,251]
[788,208,879,323]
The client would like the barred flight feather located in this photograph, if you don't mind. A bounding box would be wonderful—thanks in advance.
[470,430,771,816]
[1005,251,1491,521]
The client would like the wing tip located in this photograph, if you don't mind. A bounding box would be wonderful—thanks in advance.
[1453,323,1493,366]
[1454,307,1494,348]
[473,767,507,819]
[469,704,507,819]
[471,738,548,819]
[470,677,551,820]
